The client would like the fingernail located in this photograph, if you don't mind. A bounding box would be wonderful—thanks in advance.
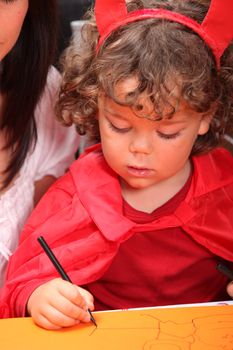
[83,313,91,323]
[81,302,87,310]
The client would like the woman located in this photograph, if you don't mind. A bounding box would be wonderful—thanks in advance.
[0,0,79,287]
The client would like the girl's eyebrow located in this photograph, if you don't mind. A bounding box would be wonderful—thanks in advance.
[104,108,190,125]
[104,108,126,119]
[161,118,189,126]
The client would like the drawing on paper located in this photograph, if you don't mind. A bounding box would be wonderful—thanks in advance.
[88,307,233,350]
[1,304,233,350]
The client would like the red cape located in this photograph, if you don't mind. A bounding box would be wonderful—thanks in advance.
[1,145,233,317]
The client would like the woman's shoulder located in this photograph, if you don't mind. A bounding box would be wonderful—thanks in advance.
[30,65,79,179]
[35,66,60,115]
[45,65,61,92]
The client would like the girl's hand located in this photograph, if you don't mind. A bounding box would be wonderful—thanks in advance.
[27,278,94,330]
[226,281,233,299]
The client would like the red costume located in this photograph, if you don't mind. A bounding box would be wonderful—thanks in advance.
[0,144,233,318]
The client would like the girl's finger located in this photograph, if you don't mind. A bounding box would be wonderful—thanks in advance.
[49,293,90,321]
[39,304,83,328]
[33,312,62,330]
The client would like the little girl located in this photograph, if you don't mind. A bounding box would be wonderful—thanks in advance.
[0,0,233,330]
[0,0,79,286]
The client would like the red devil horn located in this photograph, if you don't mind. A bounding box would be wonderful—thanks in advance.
[94,0,233,66]
[95,0,127,35]
[201,0,233,59]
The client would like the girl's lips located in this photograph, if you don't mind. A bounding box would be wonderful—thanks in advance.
[126,165,154,177]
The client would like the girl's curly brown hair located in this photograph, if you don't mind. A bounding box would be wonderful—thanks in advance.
[56,0,233,155]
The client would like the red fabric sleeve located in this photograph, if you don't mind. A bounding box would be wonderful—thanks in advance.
[0,172,78,318]
[0,169,118,318]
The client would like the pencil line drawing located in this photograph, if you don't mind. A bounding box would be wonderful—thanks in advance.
[89,311,233,350]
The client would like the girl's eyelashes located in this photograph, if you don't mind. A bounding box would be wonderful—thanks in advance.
[157,130,181,140]
[106,117,182,139]
[107,120,131,133]
[1,0,17,3]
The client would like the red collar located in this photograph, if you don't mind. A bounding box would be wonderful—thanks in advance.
[70,145,233,244]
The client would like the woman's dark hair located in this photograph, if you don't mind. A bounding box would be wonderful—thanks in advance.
[57,0,233,155]
[0,0,58,189]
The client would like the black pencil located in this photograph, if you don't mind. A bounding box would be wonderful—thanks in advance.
[37,235,97,327]
[216,262,233,280]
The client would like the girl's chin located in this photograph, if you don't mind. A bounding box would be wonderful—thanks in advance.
[121,178,155,190]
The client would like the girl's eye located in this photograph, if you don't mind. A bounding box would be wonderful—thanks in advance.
[157,131,181,140]
[108,121,131,133]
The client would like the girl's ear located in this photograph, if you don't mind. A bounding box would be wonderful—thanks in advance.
[198,113,213,135]
[198,103,217,135]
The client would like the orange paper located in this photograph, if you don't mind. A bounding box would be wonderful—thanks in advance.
[1,305,233,350]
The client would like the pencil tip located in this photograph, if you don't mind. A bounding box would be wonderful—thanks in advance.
[88,309,97,327]
[91,316,97,327]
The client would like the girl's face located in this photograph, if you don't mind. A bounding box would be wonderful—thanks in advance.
[98,77,211,192]
[0,0,29,61]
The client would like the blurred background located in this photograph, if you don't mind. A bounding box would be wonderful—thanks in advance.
[58,0,92,60]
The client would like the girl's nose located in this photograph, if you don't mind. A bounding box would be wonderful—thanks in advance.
[129,133,153,155]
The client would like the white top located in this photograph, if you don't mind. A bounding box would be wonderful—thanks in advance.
[0,66,79,287]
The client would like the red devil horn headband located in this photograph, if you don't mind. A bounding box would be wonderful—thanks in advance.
[95,0,233,68]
